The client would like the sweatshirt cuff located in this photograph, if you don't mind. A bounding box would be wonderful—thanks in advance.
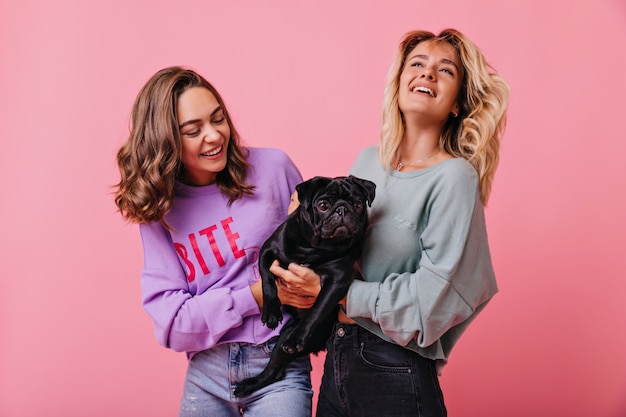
[231,286,261,318]
[346,280,380,320]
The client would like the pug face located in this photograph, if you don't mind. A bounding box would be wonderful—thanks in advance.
[296,175,375,248]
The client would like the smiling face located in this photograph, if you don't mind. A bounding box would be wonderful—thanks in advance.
[177,87,231,186]
[398,40,463,123]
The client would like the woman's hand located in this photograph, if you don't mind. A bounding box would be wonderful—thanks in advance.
[288,191,300,214]
[271,260,321,309]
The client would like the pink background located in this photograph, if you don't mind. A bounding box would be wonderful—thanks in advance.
[1,0,625,416]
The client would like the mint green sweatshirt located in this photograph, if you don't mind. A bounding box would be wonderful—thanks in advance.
[347,146,498,363]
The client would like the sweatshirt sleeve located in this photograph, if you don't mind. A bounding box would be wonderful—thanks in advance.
[139,221,260,353]
[347,166,498,348]
[278,149,303,193]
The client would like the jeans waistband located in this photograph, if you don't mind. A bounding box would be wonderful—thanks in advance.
[330,322,384,348]
[329,322,437,368]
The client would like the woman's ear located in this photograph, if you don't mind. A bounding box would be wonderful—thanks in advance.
[451,103,460,117]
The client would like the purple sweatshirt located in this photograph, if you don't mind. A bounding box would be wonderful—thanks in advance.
[139,148,303,358]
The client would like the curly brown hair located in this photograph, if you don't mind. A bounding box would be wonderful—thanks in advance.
[114,66,254,227]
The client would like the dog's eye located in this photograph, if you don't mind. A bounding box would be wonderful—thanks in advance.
[316,200,330,212]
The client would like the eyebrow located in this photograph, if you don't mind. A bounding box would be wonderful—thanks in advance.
[178,106,224,129]
[410,54,460,71]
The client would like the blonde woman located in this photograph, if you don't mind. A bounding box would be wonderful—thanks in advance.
[274,28,509,416]
[115,67,314,417]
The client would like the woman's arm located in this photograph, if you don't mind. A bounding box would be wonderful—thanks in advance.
[347,166,498,348]
[140,221,261,353]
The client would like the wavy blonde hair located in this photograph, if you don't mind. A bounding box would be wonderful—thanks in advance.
[380,29,509,204]
[114,66,254,227]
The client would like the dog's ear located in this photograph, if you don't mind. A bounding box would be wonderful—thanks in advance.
[296,176,332,209]
[348,175,376,207]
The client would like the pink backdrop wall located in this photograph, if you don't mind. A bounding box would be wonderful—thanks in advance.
[2,1,625,416]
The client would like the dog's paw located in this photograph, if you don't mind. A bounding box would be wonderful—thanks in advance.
[265,314,282,330]
[281,333,306,354]
[233,378,259,397]
[262,306,283,330]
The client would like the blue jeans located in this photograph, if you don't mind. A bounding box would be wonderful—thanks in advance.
[179,339,313,417]
[316,323,447,417]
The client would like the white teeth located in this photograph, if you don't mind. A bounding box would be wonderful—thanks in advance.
[413,86,435,97]
[202,145,222,157]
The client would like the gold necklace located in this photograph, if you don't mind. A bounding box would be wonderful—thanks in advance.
[396,149,439,171]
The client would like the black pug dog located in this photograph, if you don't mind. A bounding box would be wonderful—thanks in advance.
[234,175,375,397]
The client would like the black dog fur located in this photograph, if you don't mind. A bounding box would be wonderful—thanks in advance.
[233,175,375,397]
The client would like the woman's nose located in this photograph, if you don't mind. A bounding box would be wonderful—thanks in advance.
[203,126,221,141]
[420,67,435,80]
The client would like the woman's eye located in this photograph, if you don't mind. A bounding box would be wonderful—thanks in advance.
[440,68,454,75]
[182,129,200,137]
[213,110,226,124]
